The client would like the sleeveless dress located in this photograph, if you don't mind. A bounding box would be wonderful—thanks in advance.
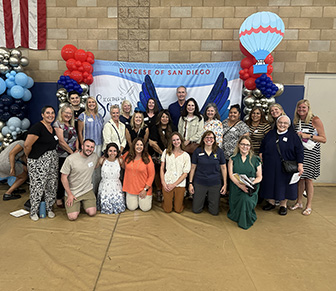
[294,119,321,180]
[97,159,125,214]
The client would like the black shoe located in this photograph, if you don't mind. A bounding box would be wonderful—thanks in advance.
[262,201,275,211]
[13,188,26,194]
[3,193,21,201]
[278,206,287,215]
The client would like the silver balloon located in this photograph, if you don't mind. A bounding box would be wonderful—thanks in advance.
[252,89,262,98]
[81,93,89,104]
[0,48,9,55]
[273,83,284,97]
[14,65,23,72]
[267,97,276,105]
[20,56,29,67]
[243,115,249,122]
[8,138,13,143]
[10,49,22,58]
[80,103,85,109]
[58,96,68,103]
[2,58,9,65]
[255,101,262,107]
[0,121,4,130]
[0,64,10,74]
[80,83,89,94]
[5,133,12,138]
[0,133,4,142]
[260,97,268,105]
[243,96,256,108]
[3,142,9,148]
[243,107,252,115]
[262,103,269,110]
[0,54,4,62]
[9,56,20,67]
[242,87,253,97]
[56,88,68,98]
[59,102,69,109]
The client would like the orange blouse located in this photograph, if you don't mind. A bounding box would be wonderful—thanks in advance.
[122,153,155,196]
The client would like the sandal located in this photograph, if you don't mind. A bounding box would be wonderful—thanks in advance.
[289,202,303,211]
[302,208,312,216]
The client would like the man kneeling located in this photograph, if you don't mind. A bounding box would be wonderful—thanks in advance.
[61,139,99,220]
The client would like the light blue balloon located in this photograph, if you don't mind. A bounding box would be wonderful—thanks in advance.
[9,75,15,81]
[22,88,32,101]
[1,126,10,135]
[5,79,15,89]
[16,127,21,133]
[9,125,15,131]
[21,118,30,130]
[7,88,11,96]
[0,78,6,94]
[10,70,16,76]
[11,85,24,99]
[15,72,28,87]
[25,76,34,89]
[7,117,22,128]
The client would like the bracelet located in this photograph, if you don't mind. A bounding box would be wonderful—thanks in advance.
[188,181,193,184]
[310,134,313,140]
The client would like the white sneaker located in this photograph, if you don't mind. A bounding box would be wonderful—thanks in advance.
[48,211,55,219]
[30,214,39,221]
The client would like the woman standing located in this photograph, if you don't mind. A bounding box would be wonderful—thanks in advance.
[120,100,132,126]
[160,132,191,213]
[290,99,326,215]
[268,103,285,128]
[97,143,125,214]
[102,105,126,153]
[245,107,271,155]
[54,104,78,207]
[125,112,149,151]
[144,98,160,130]
[222,104,249,161]
[148,110,176,201]
[178,98,204,153]
[122,138,155,211]
[24,106,59,221]
[228,136,262,229]
[189,131,227,215]
[78,97,104,155]
[203,103,223,148]
[260,115,304,215]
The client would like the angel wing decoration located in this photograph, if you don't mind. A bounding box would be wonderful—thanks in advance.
[200,72,231,121]
[136,75,163,112]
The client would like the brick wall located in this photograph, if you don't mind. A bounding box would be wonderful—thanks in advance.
[22,0,336,85]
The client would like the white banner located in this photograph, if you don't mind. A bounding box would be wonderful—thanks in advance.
[90,60,243,122]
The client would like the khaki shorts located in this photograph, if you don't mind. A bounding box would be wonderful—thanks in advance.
[65,190,96,214]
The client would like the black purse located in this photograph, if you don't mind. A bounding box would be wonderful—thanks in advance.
[276,136,298,174]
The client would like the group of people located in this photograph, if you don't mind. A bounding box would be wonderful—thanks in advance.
[0,87,326,230]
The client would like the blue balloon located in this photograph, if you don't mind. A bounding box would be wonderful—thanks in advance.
[22,89,32,102]
[7,88,11,96]
[0,112,11,122]
[9,104,21,115]
[11,85,24,99]
[16,112,25,119]
[0,95,14,106]
[25,76,34,89]
[10,70,16,76]
[8,117,22,128]
[0,78,6,94]
[5,79,15,89]
[1,126,10,135]
[15,72,28,87]
[21,118,30,130]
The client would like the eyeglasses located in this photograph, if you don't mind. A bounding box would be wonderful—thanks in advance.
[278,122,289,125]
[240,143,251,147]
[205,136,214,140]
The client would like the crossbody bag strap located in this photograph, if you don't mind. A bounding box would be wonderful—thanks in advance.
[275,134,284,162]
[109,121,122,145]
[223,120,240,138]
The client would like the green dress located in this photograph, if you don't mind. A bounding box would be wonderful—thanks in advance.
[227,153,261,230]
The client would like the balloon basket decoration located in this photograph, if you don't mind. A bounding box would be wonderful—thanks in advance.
[0,48,33,153]
[56,44,95,109]
[238,12,285,120]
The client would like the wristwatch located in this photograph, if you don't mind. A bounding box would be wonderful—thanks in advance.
[310,134,313,139]
[144,187,148,192]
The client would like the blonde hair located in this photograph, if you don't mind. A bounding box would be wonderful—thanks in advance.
[56,104,75,127]
[110,104,120,113]
[120,100,132,116]
[267,103,285,123]
[293,99,314,125]
[130,112,145,130]
[84,97,98,116]
[232,135,254,167]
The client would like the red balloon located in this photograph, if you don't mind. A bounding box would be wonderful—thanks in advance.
[86,51,95,61]
[265,54,274,64]
[61,44,77,61]
[241,57,255,70]
[75,61,82,67]
[267,64,273,75]
[82,62,93,73]
[86,57,94,65]
[66,58,76,71]
[64,70,71,77]
[70,70,83,83]
[239,42,254,58]
[82,71,89,78]
[75,49,87,62]
[248,66,262,79]
[243,73,250,80]
[86,74,93,85]
[244,78,256,90]
[78,66,84,72]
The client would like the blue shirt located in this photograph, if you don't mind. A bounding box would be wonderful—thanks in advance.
[192,147,225,186]
[168,101,185,128]
[78,113,104,145]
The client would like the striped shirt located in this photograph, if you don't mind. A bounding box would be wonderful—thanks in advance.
[78,113,104,146]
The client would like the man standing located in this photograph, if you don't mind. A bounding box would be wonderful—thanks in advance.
[168,86,187,128]
[68,90,85,134]
[61,139,99,221]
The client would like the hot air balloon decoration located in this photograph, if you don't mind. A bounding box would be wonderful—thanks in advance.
[239,12,285,74]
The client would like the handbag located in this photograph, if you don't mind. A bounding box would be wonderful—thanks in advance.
[183,119,199,154]
[276,136,298,173]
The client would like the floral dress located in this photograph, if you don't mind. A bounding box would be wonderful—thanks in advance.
[97,159,125,214]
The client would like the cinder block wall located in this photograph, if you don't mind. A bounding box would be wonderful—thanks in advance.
[22,0,336,85]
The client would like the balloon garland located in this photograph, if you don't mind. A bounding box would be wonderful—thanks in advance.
[0,47,33,152]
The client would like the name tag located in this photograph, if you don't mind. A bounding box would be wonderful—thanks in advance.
[302,128,309,133]
[254,130,258,134]
[144,117,149,121]
[54,135,58,140]
[88,118,93,122]
[88,162,94,167]
[231,127,236,132]
[199,153,205,156]
[283,137,288,142]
